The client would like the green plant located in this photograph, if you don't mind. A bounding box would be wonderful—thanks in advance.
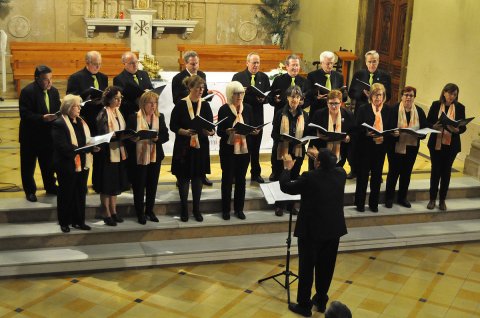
[256,0,299,49]
[0,0,10,5]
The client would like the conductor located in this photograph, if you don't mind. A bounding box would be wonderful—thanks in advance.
[279,148,347,317]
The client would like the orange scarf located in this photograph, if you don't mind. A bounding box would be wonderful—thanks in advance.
[277,109,305,159]
[184,96,201,149]
[62,115,92,171]
[395,102,419,154]
[136,110,158,165]
[326,111,342,162]
[227,103,248,154]
[372,103,384,144]
[435,103,455,150]
[105,106,127,162]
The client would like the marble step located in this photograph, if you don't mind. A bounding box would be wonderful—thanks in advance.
[0,218,478,277]
[1,198,480,252]
[1,177,480,223]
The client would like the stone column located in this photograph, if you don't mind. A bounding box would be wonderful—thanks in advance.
[128,9,156,57]
[464,139,480,179]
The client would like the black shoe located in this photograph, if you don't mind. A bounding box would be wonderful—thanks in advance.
[180,214,189,222]
[346,172,356,179]
[288,303,312,317]
[202,176,213,186]
[312,294,328,313]
[356,206,365,212]
[269,172,277,182]
[60,225,70,233]
[137,214,147,225]
[369,206,378,213]
[222,212,230,220]
[398,199,411,208]
[26,193,37,202]
[104,217,117,226]
[274,207,284,216]
[427,200,435,210]
[439,200,447,211]
[234,211,246,220]
[193,213,203,222]
[72,224,91,231]
[146,213,159,222]
[251,175,265,184]
[112,214,123,223]
[385,200,393,208]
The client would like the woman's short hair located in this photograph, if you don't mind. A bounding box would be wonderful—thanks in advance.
[440,83,459,103]
[401,85,417,97]
[101,86,122,106]
[368,82,386,103]
[325,301,352,318]
[327,89,343,101]
[138,91,159,116]
[316,148,337,170]
[226,81,245,104]
[285,85,304,99]
[182,74,205,90]
[60,94,82,116]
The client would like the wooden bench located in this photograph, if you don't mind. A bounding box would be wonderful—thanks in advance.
[177,44,303,73]
[10,42,134,96]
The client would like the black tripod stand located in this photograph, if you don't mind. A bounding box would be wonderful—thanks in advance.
[258,208,298,304]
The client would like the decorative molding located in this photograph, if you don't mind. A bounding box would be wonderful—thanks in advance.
[238,21,257,42]
[7,16,31,38]
[84,18,131,38]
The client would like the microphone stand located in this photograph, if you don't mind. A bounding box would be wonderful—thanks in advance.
[258,208,298,304]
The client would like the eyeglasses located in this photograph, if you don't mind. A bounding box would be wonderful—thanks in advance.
[328,102,341,107]
[403,93,415,98]
[233,92,245,96]
[126,61,139,65]
[89,62,102,67]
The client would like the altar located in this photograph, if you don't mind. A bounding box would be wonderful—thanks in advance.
[155,71,275,155]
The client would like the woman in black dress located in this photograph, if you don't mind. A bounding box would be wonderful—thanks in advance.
[52,94,96,233]
[126,91,169,224]
[93,86,130,226]
[271,85,309,216]
[385,86,428,208]
[170,75,215,222]
[308,89,354,168]
[426,83,466,211]
[217,81,257,220]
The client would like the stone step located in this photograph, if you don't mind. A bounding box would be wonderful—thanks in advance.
[1,198,480,252]
[1,218,478,277]
[1,177,480,223]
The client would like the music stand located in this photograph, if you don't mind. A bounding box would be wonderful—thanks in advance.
[258,182,300,305]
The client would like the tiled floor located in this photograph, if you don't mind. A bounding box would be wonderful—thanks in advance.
[0,242,479,317]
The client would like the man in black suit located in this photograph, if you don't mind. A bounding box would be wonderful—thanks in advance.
[171,50,213,186]
[268,54,309,181]
[113,51,153,119]
[66,51,108,135]
[280,149,347,317]
[19,65,61,202]
[347,50,392,180]
[232,52,270,184]
[306,51,347,117]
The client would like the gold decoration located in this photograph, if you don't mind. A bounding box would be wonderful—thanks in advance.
[141,55,163,80]
[88,0,95,18]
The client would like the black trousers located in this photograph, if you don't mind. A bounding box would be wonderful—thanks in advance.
[355,142,386,209]
[177,176,202,217]
[248,130,263,178]
[131,162,161,216]
[20,142,56,195]
[296,237,340,309]
[385,145,418,202]
[429,146,457,201]
[56,169,88,227]
[220,152,250,214]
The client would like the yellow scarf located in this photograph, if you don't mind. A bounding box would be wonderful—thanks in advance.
[62,115,92,171]
[372,103,384,144]
[227,103,248,154]
[184,96,201,149]
[136,110,158,165]
[105,106,127,163]
[435,103,455,150]
[395,102,419,154]
[277,109,304,159]
[327,111,342,162]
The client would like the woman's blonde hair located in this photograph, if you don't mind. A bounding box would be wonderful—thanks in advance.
[368,83,386,103]
[226,81,245,104]
[60,94,82,116]
[138,91,159,116]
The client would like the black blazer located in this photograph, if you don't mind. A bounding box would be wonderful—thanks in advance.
[280,167,348,241]
[171,70,209,106]
[66,67,108,98]
[268,73,310,113]
[217,103,254,155]
[427,100,466,153]
[309,107,355,150]
[271,106,309,158]
[387,102,428,152]
[306,69,347,116]
[126,112,169,163]
[232,69,270,126]
[19,81,61,147]
[348,68,392,105]
[355,103,393,149]
[113,69,153,118]
[51,117,87,175]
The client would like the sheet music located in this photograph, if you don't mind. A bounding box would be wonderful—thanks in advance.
[260,182,300,204]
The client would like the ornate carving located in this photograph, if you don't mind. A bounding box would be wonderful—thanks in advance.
[7,16,31,38]
[379,1,393,55]
[238,21,257,42]
[133,0,150,9]
[395,3,407,59]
